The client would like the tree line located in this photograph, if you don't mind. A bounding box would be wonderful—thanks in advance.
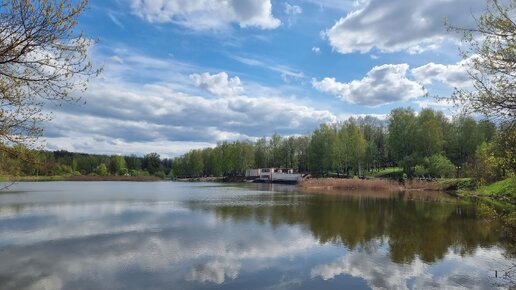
[0,149,172,179]
[1,107,513,183]
[173,108,513,183]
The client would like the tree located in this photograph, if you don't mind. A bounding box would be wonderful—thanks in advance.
[415,109,444,157]
[95,163,108,176]
[0,0,98,152]
[142,153,162,175]
[448,0,515,120]
[254,137,269,168]
[109,155,127,176]
[493,121,516,174]
[471,142,502,184]
[426,154,456,178]
[387,108,418,175]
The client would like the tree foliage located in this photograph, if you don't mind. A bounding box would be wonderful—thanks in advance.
[448,0,515,121]
[0,0,97,151]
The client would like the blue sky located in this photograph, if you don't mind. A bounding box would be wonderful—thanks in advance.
[43,0,487,157]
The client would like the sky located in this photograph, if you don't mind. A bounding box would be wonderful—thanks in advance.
[43,0,488,157]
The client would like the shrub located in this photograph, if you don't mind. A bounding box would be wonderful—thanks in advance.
[427,154,455,178]
[470,142,502,184]
[95,164,108,176]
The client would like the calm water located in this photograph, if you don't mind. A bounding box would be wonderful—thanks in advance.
[0,181,513,290]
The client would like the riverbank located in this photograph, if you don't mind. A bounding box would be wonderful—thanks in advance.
[299,177,515,213]
[299,177,444,192]
[0,175,162,182]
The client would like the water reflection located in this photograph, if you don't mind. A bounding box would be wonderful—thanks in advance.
[0,182,513,290]
[192,191,508,264]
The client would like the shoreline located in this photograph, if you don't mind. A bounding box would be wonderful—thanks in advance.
[0,175,162,182]
[299,177,444,192]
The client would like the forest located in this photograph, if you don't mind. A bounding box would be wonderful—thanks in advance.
[1,107,514,184]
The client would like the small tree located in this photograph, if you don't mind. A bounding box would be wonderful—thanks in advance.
[448,0,515,121]
[95,163,108,176]
[0,0,98,152]
[142,153,162,175]
[470,142,502,184]
[427,154,455,178]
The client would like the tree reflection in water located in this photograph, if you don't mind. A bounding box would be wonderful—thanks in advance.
[189,188,510,264]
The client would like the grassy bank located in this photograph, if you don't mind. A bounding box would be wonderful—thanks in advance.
[0,175,162,182]
[457,177,516,211]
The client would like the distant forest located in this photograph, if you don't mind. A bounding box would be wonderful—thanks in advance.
[1,107,514,183]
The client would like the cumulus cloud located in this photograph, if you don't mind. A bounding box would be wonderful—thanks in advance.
[312,47,321,54]
[130,0,281,30]
[411,58,472,88]
[41,50,335,156]
[312,64,426,106]
[190,72,244,97]
[324,0,485,54]
[54,81,336,140]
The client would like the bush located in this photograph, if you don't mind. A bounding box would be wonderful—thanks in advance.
[52,164,74,175]
[95,164,108,176]
[470,142,502,184]
[119,168,129,176]
[427,154,455,178]
[414,165,429,177]
[415,154,455,178]
[130,169,149,176]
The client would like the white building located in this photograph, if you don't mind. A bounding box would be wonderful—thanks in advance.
[245,168,303,183]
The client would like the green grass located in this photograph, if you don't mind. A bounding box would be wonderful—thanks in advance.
[439,178,476,191]
[370,167,403,178]
[456,177,515,213]
[475,177,516,198]
[0,175,68,182]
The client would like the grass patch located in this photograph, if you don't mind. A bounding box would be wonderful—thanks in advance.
[475,177,516,199]
[439,178,476,191]
[457,177,516,213]
[0,175,162,182]
[370,167,403,178]
[0,175,67,182]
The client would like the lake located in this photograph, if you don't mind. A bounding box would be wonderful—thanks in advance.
[0,181,513,289]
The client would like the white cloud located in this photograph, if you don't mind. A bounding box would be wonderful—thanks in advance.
[300,0,354,11]
[130,0,281,30]
[312,64,426,106]
[231,55,305,81]
[285,3,302,15]
[312,47,321,54]
[411,58,472,88]
[285,3,302,26]
[190,72,244,97]
[324,0,485,54]
[41,50,335,156]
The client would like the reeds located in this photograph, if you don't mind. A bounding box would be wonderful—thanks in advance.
[300,178,402,191]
